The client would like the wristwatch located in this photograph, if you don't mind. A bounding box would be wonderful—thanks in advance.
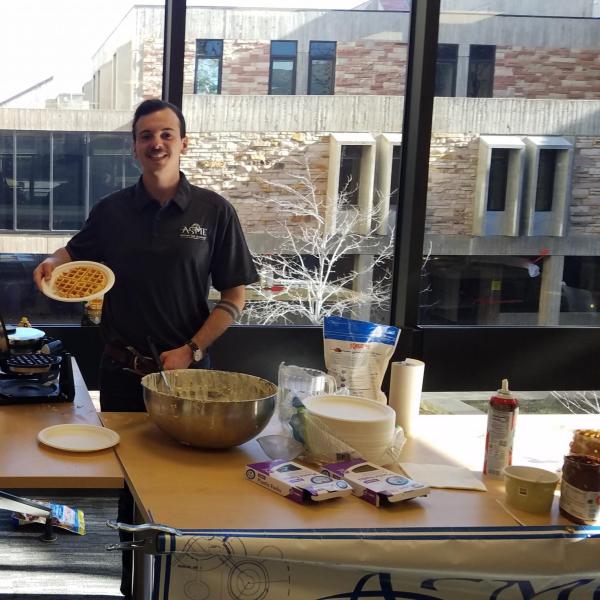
[186,340,204,362]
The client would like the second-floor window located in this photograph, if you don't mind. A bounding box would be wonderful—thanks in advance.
[535,149,558,212]
[269,41,297,95]
[194,39,223,95]
[467,44,495,98]
[308,41,336,95]
[487,148,509,212]
[339,145,362,206]
[435,44,458,97]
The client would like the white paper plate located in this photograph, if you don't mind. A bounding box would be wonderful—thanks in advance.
[37,424,120,452]
[8,327,46,342]
[41,261,115,303]
[303,394,395,423]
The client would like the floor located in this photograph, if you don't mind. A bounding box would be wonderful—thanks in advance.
[0,491,123,598]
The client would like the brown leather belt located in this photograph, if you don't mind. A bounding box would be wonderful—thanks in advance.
[103,343,156,376]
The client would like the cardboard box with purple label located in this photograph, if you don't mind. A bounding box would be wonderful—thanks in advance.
[322,458,430,507]
[245,460,353,504]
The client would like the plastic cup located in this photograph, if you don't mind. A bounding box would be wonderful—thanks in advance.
[503,465,559,513]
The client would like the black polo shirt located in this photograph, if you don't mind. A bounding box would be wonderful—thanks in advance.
[66,173,258,354]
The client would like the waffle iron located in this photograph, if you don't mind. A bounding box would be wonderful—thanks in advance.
[0,315,75,405]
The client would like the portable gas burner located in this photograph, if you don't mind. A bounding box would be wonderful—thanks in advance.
[0,315,75,405]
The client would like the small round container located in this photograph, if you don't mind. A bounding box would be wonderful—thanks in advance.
[503,465,559,513]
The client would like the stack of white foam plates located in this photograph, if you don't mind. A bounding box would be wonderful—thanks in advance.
[302,394,396,464]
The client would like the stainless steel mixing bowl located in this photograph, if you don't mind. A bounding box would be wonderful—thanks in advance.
[140,369,277,449]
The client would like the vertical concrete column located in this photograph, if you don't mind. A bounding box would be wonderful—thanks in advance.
[456,43,470,97]
[352,254,375,321]
[477,267,502,325]
[296,42,309,95]
[538,254,564,326]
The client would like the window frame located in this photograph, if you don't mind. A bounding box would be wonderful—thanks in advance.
[194,39,224,95]
[268,40,298,95]
[435,43,458,97]
[467,44,495,98]
[307,40,336,96]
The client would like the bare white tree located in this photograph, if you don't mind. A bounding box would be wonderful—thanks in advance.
[242,160,395,325]
[551,390,600,414]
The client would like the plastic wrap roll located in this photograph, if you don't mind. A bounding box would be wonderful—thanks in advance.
[388,358,425,437]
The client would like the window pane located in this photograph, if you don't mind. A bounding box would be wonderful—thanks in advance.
[420,256,542,326]
[180,6,406,326]
[535,149,557,212]
[0,133,14,230]
[197,40,223,57]
[467,45,495,98]
[339,145,362,206]
[310,41,336,59]
[52,133,86,230]
[15,134,50,231]
[271,41,296,57]
[390,146,402,210]
[435,61,457,97]
[487,149,509,212]
[424,8,597,328]
[309,60,335,95]
[89,133,140,208]
[195,58,221,94]
[0,1,165,324]
[270,60,295,95]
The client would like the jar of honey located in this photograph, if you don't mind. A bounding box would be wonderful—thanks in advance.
[559,454,600,525]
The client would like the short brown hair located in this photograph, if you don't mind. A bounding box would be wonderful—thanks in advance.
[132,99,186,140]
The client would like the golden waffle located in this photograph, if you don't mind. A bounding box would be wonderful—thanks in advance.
[570,429,600,458]
[52,265,107,299]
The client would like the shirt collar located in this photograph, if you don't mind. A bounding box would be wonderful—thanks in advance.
[133,172,191,212]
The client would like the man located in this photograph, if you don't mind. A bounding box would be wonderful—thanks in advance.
[34,98,258,412]
[33,99,258,599]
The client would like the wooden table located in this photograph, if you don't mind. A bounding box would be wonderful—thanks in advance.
[100,411,600,600]
[0,360,122,489]
[100,412,600,529]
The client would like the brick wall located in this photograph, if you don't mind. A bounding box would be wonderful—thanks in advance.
[494,47,600,99]
[149,38,600,99]
[221,41,270,95]
[335,42,407,95]
[426,135,478,235]
[571,136,600,234]
[141,39,164,100]
[181,132,328,232]
[179,130,600,237]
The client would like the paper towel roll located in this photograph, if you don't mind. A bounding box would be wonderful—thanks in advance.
[389,358,425,437]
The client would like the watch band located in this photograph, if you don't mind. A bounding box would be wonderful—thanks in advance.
[186,340,204,362]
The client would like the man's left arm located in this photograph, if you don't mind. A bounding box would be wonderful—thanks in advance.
[160,285,246,370]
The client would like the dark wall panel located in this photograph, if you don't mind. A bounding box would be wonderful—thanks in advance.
[42,325,598,394]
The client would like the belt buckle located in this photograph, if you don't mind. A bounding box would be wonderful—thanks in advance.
[133,355,144,374]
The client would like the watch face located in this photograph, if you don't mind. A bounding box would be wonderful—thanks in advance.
[193,349,203,361]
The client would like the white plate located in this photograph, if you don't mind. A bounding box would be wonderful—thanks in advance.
[41,261,115,302]
[8,327,46,342]
[302,394,396,424]
[37,424,120,452]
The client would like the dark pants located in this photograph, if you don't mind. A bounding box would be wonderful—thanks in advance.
[99,351,210,598]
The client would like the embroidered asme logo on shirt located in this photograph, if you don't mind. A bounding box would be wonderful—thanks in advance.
[180,223,208,240]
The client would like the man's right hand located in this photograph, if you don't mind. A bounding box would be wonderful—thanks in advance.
[32,248,72,291]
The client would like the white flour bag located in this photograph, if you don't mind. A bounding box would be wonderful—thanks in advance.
[323,316,401,403]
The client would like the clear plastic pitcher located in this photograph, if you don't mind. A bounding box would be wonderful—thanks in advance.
[277,362,336,427]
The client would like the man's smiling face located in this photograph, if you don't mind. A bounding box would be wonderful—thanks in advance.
[133,107,188,177]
